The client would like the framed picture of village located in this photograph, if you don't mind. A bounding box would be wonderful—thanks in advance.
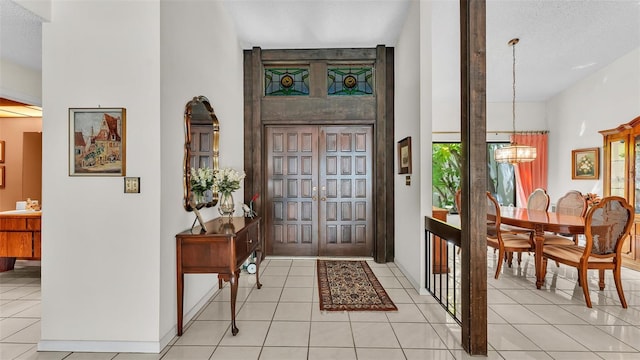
[69,108,126,176]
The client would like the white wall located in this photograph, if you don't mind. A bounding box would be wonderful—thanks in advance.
[15,0,52,21]
[418,0,434,294]
[159,0,243,344]
[433,101,547,142]
[0,59,42,105]
[40,0,244,352]
[547,47,640,201]
[1,0,49,105]
[430,1,547,144]
[40,0,163,352]
[392,0,424,291]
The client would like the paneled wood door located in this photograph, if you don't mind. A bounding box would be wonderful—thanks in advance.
[266,126,373,256]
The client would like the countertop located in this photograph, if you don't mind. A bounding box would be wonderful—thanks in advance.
[0,210,41,216]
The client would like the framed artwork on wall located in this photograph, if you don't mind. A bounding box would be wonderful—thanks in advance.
[0,140,4,163]
[397,136,412,174]
[69,108,126,176]
[572,147,599,180]
[0,166,4,188]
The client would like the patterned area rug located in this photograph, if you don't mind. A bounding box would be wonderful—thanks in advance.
[317,260,397,311]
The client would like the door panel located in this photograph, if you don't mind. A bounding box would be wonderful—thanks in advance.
[266,125,372,257]
[319,127,373,256]
[267,127,319,256]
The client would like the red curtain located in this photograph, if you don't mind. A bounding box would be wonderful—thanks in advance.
[512,133,548,207]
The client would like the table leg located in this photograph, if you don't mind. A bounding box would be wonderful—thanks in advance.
[177,271,184,336]
[230,270,239,336]
[534,225,545,289]
[255,249,263,289]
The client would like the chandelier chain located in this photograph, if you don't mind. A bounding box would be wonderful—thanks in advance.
[512,39,516,135]
[493,37,536,164]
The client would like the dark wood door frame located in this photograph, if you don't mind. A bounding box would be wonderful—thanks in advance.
[243,46,395,263]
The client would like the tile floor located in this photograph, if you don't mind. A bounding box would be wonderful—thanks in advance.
[1,254,640,360]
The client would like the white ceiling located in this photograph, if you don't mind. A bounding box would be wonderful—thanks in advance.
[0,0,42,71]
[2,0,639,104]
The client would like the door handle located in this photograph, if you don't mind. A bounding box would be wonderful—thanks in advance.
[321,186,326,201]
[312,186,317,201]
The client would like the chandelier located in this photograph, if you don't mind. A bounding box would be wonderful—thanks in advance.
[494,38,537,164]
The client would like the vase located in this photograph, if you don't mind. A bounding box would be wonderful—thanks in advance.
[218,192,235,217]
[192,192,205,208]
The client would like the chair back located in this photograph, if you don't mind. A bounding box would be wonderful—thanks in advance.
[527,188,550,211]
[455,189,462,215]
[486,192,500,237]
[585,196,633,256]
[556,190,588,217]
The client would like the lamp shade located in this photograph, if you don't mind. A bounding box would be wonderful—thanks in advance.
[494,144,537,164]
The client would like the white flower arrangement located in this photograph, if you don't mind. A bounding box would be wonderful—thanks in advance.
[213,167,246,194]
[190,167,214,196]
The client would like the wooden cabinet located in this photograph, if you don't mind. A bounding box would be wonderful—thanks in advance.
[0,211,41,272]
[600,115,640,270]
[176,216,263,336]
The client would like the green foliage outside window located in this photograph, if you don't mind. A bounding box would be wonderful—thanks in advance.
[432,143,461,211]
[432,142,516,212]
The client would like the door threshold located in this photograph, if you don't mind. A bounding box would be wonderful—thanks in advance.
[265,255,374,261]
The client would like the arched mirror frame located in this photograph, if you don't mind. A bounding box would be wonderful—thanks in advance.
[183,96,220,211]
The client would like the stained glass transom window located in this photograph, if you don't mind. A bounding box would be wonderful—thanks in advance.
[264,68,310,96]
[327,66,374,96]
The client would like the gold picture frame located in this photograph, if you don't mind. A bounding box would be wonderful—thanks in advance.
[0,140,4,163]
[397,136,412,174]
[572,147,599,180]
[69,108,126,176]
[0,166,4,188]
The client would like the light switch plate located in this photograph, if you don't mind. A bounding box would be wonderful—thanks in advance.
[124,177,140,193]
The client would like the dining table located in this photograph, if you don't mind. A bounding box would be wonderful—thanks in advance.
[498,206,585,289]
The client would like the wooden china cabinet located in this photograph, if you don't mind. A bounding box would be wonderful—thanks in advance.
[600,115,640,270]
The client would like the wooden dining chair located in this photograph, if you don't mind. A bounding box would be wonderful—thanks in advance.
[501,188,550,265]
[486,192,534,279]
[541,196,633,308]
[527,188,551,211]
[503,188,550,235]
[543,190,588,246]
[455,189,462,254]
[455,189,462,216]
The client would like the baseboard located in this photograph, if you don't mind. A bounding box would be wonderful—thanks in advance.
[38,340,163,353]
[392,260,422,293]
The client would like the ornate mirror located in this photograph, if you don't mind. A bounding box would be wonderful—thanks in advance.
[183,96,219,211]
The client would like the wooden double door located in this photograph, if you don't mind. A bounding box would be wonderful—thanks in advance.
[266,125,373,257]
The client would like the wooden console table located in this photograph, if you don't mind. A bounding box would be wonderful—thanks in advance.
[0,211,41,272]
[176,216,262,336]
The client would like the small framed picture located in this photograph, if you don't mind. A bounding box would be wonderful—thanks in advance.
[397,136,412,174]
[69,108,126,176]
[572,147,599,180]
[0,140,4,163]
[0,166,4,188]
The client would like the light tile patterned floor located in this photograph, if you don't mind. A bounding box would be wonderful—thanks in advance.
[1,255,640,359]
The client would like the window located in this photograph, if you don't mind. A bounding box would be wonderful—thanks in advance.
[264,67,310,96]
[327,66,374,95]
[432,142,515,212]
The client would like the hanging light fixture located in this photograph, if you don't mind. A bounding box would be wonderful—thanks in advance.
[494,38,537,164]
